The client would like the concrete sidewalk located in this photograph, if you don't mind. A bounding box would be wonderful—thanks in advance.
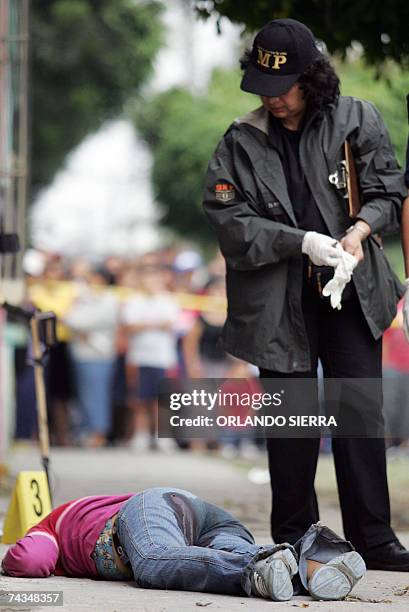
[1,446,409,611]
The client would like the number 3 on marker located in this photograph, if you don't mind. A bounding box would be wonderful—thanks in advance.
[30,478,43,516]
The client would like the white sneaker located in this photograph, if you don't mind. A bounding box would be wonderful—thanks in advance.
[128,433,150,451]
[220,443,239,459]
[308,551,366,601]
[251,548,298,601]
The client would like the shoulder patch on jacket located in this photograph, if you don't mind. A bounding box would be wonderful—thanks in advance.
[214,182,235,203]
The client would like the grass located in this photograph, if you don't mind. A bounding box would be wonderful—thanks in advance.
[384,238,405,281]
[317,453,409,530]
[229,449,409,531]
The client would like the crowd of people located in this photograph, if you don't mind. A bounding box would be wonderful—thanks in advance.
[6,240,408,455]
[11,245,262,454]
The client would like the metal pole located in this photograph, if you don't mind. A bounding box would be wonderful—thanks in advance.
[0,0,29,280]
[15,0,29,275]
[30,312,53,503]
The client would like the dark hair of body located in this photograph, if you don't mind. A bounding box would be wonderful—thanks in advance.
[240,51,340,110]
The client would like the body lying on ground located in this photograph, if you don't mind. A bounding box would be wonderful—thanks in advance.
[1,487,366,602]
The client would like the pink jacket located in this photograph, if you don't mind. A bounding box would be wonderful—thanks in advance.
[2,494,134,578]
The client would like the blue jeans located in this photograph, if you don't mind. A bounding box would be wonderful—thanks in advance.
[72,358,114,435]
[292,522,355,594]
[116,487,280,596]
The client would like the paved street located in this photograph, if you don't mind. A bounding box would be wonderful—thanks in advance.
[1,445,409,611]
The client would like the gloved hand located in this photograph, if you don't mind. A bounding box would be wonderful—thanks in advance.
[322,250,358,310]
[403,279,409,343]
[302,232,344,267]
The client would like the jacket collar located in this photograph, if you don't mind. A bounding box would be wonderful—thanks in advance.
[234,104,322,138]
[234,106,269,134]
[233,107,298,225]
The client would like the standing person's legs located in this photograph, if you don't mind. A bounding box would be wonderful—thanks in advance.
[47,341,73,446]
[71,358,91,437]
[264,433,321,544]
[116,487,280,595]
[73,359,114,445]
[134,366,164,449]
[331,437,394,553]
[319,292,396,554]
[89,360,115,438]
[261,284,321,544]
[125,362,139,440]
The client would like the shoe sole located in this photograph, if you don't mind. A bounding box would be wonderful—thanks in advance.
[271,548,298,601]
[269,557,294,601]
[309,551,366,601]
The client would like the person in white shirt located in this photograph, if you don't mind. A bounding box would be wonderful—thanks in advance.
[121,266,179,449]
[64,266,119,447]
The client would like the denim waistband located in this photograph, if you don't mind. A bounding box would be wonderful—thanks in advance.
[294,522,355,591]
[92,516,132,581]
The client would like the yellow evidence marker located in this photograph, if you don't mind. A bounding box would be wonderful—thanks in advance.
[2,471,52,544]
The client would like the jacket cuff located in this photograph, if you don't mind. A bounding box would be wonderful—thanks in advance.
[278,227,307,258]
[356,206,379,234]
[356,197,399,235]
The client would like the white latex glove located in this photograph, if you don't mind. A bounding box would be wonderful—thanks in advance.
[302,232,344,267]
[403,279,409,343]
[322,250,358,310]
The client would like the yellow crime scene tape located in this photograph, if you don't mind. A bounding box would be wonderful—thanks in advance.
[26,278,405,328]
[26,278,227,311]
[26,278,227,343]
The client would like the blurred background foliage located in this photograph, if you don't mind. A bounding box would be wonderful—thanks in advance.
[31,0,164,192]
[133,59,409,254]
[339,60,409,163]
[31,1,409,272]
[193,0,409,67]
[133,69,255,245]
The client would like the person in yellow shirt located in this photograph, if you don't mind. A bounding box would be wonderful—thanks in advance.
[28,258,78,445]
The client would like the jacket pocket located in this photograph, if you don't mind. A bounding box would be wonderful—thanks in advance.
[263,200,289,223]
[373,158,401,191]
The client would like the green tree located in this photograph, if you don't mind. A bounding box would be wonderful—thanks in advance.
[338,60,409,164]
[193,0,409,67]
[134,61,409,246]
[31,0,163,190]
[134,70,255,244]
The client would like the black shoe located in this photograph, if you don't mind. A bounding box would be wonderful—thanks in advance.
[363,541,409,571]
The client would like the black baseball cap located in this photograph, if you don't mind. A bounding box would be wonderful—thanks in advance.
[241,18,323,97]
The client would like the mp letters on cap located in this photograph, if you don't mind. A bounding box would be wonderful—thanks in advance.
[257,47,288,70]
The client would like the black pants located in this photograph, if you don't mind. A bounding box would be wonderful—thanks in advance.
[260,280,396,555]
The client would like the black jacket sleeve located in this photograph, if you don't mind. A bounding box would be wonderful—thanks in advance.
[351,101,406,235]
[203,130,306,271]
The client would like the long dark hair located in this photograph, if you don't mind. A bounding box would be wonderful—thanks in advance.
[298,57,340,109]
[240,51,340,110]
